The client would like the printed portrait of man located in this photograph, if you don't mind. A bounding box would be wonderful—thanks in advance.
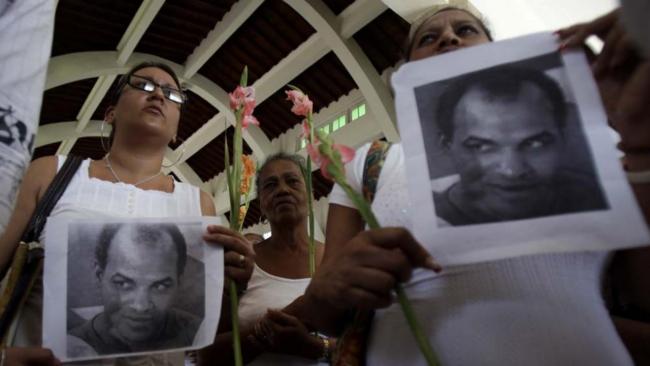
[67,222,201,357]
[429,66,607,226]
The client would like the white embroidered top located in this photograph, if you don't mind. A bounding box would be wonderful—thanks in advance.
[13,156,201,366]
[328,142,632,366]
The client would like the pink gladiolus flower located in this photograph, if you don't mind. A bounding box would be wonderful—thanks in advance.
[229,86,255,111]
[243,98,256,116]
[229,86,245,110]
[334,144,355,164]
[301,120,318,143]
[286,90,313,117]
[306,143,321,164]
[308,142,354,181]
[242,115,259,128]
[301,120,310,139]
[320,158,333,180]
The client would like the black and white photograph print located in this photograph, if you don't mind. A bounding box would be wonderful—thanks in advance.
[42,217,224,362]
[415,53,608,226]
[392,33,650,266]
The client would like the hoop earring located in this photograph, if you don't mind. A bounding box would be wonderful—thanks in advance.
[163,148,185,168]
[100,120,110,153]
[163,136,186,168]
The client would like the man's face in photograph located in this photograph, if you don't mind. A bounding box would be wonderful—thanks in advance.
[97,226,180,343]
[447,82,563,219]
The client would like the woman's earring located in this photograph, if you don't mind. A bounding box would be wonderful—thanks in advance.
[100,120,110,153]
[163,136,186,168]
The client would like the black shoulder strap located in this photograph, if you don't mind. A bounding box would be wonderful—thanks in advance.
[21,155,83,243]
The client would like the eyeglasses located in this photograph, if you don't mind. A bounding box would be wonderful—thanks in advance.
[127,74,187,105]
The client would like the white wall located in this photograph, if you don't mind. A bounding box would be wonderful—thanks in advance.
[471,0,617,40]
[382,0,618,40]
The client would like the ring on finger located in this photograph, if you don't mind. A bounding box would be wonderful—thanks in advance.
[238,254,246,267]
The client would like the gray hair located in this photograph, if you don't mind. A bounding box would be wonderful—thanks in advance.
[255,153,307,194]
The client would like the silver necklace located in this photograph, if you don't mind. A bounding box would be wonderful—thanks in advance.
[104,153,163,187]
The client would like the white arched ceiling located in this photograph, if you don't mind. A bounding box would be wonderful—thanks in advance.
[182,0,264,79]
[381,0,617,40]
[205,0,391,213]
[285,0,400,142]
[40,0,399,200]
[55,0,164,156]
[470,0,617,41]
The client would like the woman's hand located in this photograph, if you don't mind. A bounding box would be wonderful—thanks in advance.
[556,9,640,76]
[606,62,650,166]
[203,225,255,289]
[557,9,650,156]
[305,227,441,311]
[4,347,61,366]
[256,310,324,359]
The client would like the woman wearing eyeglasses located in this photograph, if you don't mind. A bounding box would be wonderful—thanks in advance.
[0,62,254,365]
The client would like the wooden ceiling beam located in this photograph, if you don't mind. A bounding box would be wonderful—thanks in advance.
[285,0,400,142]
[117,0,166,65]
[179,0,390,182]
[339,0,388,38]
[182,0,264,79]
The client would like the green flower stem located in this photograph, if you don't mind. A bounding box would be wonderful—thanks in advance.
[395,285,439,366]
[306,156,316,276]
[333,176,440,366]
[226,114,244,366]
[229,280,242,366]
[224,66,250,366]
[306,109,316,277]
[333,179,379,229]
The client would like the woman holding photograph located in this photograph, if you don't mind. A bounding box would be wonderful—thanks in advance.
[288,5,650,366]
[0,61,254,365]
[199,153,334,365]
[557,8,650,364]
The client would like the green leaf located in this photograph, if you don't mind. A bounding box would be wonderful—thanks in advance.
[240,66,248,87]
[287,84,302,92]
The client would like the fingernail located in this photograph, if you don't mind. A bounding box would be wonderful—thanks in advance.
[425,257,442,273]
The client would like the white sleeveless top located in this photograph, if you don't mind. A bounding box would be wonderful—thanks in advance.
[238,264,327,366]
[329,143,632,366]
[13,156,202,365]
